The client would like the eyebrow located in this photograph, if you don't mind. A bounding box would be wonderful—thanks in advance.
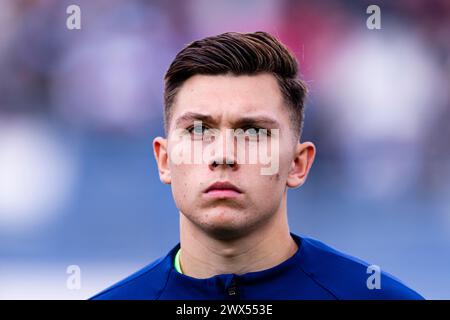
[175,112,216,127]
[174,112,280,128]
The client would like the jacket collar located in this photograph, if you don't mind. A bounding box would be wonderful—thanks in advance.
[164,233,303,286]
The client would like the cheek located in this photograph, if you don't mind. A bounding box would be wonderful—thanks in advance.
[170,164,204,206]
[170,165,188,197]
[253,154,290,197]
[247,170,283,200]
[240,173,284,216]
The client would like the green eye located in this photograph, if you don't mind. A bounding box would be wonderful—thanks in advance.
[193,126,203,134]
[243,127,270,137]
[245,128,258,135]
[188,124,208,135]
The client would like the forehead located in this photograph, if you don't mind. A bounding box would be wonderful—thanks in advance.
[171,73,287,127]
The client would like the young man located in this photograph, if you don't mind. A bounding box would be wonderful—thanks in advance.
[91,31,423,300]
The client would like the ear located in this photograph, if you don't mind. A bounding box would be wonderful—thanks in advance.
[286,141,316,189]
[153,136,171,185]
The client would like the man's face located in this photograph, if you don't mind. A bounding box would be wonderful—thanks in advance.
[156,73,310,239]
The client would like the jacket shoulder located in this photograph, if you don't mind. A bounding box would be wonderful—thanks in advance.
[89,256,170,300]
[298,237,424,300]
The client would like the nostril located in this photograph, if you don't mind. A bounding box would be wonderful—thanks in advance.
[209,157,237,169]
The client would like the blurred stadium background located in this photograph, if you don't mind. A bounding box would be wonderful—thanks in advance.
[0,0,449,299]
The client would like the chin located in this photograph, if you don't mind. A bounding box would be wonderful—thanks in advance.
[200,215,256,241]
[203,225,248,241]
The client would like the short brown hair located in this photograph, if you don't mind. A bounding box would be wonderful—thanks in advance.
[163,31,307,140]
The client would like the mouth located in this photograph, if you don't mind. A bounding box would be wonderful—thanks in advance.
[203,181,243,198]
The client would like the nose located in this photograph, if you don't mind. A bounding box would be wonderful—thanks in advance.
[209,157,237,170]
[207,129,239,171]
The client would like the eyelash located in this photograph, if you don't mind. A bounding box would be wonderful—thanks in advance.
[186,124,210,134]
[241,126,271,136]
[186,125,271,136]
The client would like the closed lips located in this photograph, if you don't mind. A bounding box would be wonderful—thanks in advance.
[204,181,242,193]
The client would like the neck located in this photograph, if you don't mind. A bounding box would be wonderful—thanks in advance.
[178,194,297,279]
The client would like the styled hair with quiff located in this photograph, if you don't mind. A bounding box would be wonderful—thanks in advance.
[163,31,307,140]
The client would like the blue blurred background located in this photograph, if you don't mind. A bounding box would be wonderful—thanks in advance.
[1,0,449,299]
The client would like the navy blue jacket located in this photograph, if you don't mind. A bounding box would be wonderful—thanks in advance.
[90,233,424,300]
